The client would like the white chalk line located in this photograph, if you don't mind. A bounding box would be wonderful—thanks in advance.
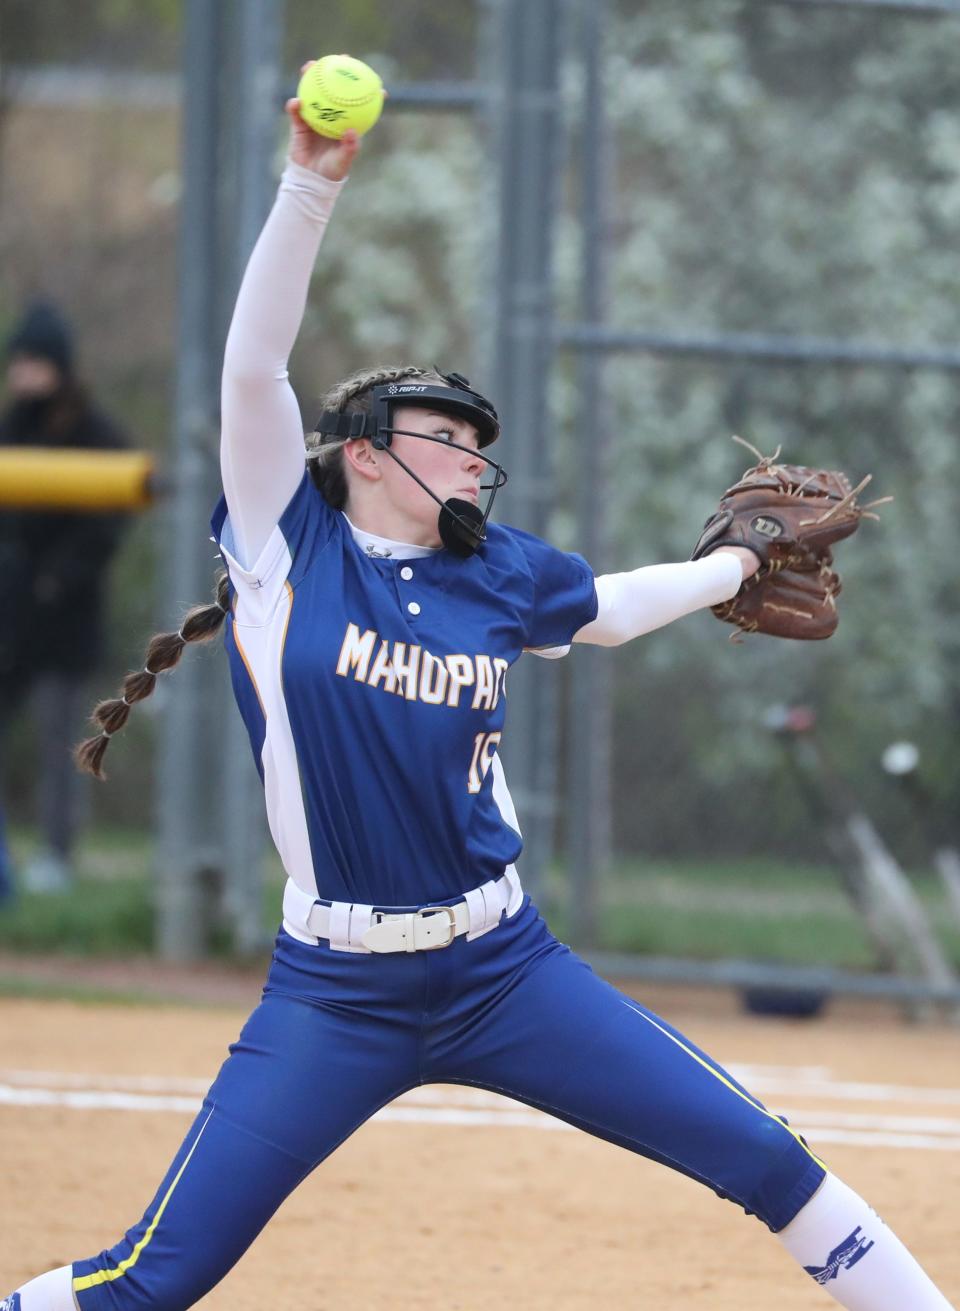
[0,1069,209,1094]
[7,1064,959,1106]
[2,1065,960,1151]
[729,1070,960,1107]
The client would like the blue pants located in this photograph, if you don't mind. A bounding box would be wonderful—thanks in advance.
[72,899,825,1310]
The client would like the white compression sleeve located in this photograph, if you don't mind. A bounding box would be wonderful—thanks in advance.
[776,1173,956,1309]
[572,553,744,647]
[219,160,345,569]
[7,1266,77,1311]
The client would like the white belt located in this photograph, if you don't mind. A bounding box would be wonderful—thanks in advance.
[282,867,522,954]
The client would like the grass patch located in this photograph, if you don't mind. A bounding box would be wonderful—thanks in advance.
[594,903,878,967]
[2,828,958,971]
[0,826,285,957]
[5,823,153,884]
[543,858,960,968]
[0,974,168,1006]
[0,876,154,955]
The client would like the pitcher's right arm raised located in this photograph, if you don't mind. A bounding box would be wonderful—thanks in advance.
[219,87,359,568]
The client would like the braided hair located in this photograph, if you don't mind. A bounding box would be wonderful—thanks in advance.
[74,572,231,779]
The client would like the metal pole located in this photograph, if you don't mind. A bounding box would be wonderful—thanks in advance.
[216,0,283,954]
[490,0,563,899]
[768,0,960,13]
[566,0,612,946]
[474,0,505,384]
[584,952,960,1008]
[155,0,225,960]
[554,323,960,371]
[379,82,489,108]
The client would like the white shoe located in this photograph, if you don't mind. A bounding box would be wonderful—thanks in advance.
[22,853,73,894]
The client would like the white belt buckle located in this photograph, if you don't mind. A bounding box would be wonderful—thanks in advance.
[415,904,457,950]
[361,905,457,954]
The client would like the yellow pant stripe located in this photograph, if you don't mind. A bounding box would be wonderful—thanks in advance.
[622,1000,826,1168]
[72,1106,214,1292]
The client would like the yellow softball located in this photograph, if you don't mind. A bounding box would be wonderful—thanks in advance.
[296,54,385,139]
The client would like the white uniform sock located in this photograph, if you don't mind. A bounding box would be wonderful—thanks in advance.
[776,1173,955,1309]
[4,1267,77,1311]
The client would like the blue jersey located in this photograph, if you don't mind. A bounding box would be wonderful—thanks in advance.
[211,471,597,908]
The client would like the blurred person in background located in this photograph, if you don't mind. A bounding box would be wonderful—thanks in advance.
[0,299,129,895]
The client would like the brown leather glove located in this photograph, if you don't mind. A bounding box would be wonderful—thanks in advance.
[692,440,888,640]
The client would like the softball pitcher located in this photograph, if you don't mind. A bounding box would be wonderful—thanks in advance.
[4,77,954,1311]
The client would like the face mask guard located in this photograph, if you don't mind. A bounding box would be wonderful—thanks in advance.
[315,373,508,557]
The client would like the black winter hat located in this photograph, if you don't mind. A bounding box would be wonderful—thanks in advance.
[5,299,75,374]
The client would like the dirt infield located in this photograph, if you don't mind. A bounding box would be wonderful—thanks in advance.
[2,986,958,1310]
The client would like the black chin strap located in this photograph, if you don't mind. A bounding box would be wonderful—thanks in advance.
[438,497,485,557]
[371,431,506,558]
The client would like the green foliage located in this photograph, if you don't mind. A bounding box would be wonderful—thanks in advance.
[291,108,490,399]
[562,3,960,856]
[3,2,959,859]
